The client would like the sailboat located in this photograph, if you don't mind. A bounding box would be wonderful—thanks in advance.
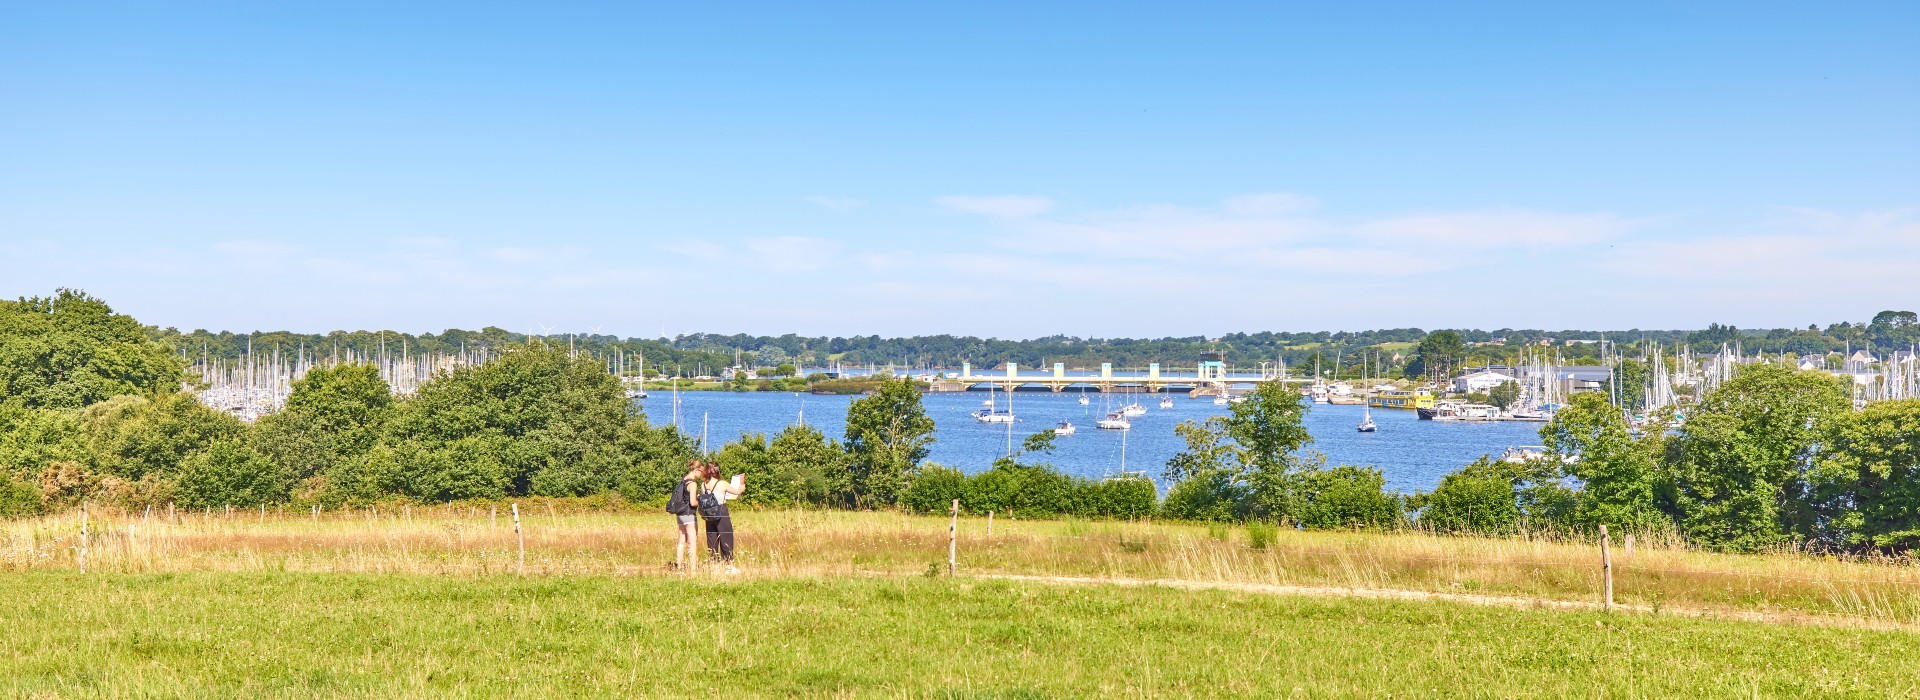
[1095,392,1130,430]
[1158,395,1173,409]
[1357,406,1377,433]
[973,383,1014,423]
[1078,386,1090,406]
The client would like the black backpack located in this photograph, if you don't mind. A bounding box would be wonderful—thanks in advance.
[666,479,695,516]
[696,482,724,517]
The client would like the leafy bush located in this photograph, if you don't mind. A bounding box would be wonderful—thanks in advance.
[1294,466,1402,530]
[1411,457,1523,534]
[1161,473,1248,522]
[1246,519,1277,549]
[900,465,966,515]
[174,440,288,508]
[0,472,43,518]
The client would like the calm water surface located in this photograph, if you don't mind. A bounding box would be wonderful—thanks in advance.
[639,390,1543,493]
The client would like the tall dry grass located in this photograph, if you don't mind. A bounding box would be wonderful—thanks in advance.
[7,504,1920,626]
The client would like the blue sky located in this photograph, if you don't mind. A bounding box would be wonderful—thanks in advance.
[3,2,1915,337]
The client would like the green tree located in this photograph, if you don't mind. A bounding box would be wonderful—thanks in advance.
[1487,380,1522,410]
[1665,364,1848,551]
[253,364,394,490]
[0,290,185,410]
[81,392,243,481]
[758,423,840,506]
[840,378,935,507]
[1808,399,1920,551]
[1409,330,1465,382]
[0,405,89,479]
[1163,379,1315,522]
[1540,392,1667,531]
[382,344,631,500]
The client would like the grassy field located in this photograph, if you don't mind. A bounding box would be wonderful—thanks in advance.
[8,506,1920,696]
[10,506,1920,626]
[5,571,1919,698]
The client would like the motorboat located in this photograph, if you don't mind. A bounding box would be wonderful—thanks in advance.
[1120,401,1147,417]
[1096,411,1131,430]
[1212,393,1230,406]
[1159,396,1174,409]
[1054,421,1076,436]
[1429,403,1500,421]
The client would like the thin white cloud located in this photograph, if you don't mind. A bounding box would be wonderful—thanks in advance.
[935,195,1054,218]
[1352,208,1639,252]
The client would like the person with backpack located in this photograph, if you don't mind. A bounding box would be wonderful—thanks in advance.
[699,460,744,574]
[666,459,705,571]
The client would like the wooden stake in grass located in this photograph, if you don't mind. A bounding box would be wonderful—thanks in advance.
[1599,524,1614,611]
[79,503,90,574]
[491,505,498,528]
[987,511,994,536]
[1624,533,1635,557]
[948,499,959,577]
[511,503,525,576]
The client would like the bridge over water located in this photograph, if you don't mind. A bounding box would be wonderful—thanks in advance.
[929,361,1301,395]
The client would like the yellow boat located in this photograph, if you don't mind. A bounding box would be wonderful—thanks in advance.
[1369,389,1434,410]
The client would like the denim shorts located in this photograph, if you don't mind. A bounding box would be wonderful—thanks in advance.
[677,514,697,526]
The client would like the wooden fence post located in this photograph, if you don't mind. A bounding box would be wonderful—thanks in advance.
[491,504,498,528]
[511,503,525,576]
[79,503,90,574]
[948,499,959,576]
[987,511,994,537]
[1599,524,1614,611]
[1623,533,1635,557]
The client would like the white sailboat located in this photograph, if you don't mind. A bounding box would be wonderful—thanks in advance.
[1158,395,1173,409]
[1358,406,1377,433]
[973,383,1015,423]
[1120,400,1147,417]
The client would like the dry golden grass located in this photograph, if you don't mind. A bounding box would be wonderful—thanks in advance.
[8,504,1920,628]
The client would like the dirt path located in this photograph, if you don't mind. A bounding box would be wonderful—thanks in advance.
[974,572,1919,632]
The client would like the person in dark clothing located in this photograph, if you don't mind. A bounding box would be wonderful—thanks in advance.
[700,461,743,574]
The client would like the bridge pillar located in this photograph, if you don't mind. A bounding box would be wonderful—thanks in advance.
[962,362,971,378]
[1053,362,1065,379]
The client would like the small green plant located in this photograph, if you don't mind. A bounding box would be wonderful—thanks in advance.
[925,561,943,578]
[1246,520,1277,550]
[1207,522,1230,542]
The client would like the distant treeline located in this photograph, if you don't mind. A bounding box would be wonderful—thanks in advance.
[155,312,1918,379]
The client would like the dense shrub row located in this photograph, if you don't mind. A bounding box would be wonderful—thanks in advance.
[900,463,1157,520]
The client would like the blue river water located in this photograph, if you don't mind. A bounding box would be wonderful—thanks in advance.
[640,390,1545,494]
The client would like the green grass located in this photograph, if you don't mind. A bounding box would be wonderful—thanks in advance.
[4,571,1917,698]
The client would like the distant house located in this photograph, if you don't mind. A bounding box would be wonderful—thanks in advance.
[1453,370,1516,394]
[1797,356,1824,372]
[1849,350,1878,365]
